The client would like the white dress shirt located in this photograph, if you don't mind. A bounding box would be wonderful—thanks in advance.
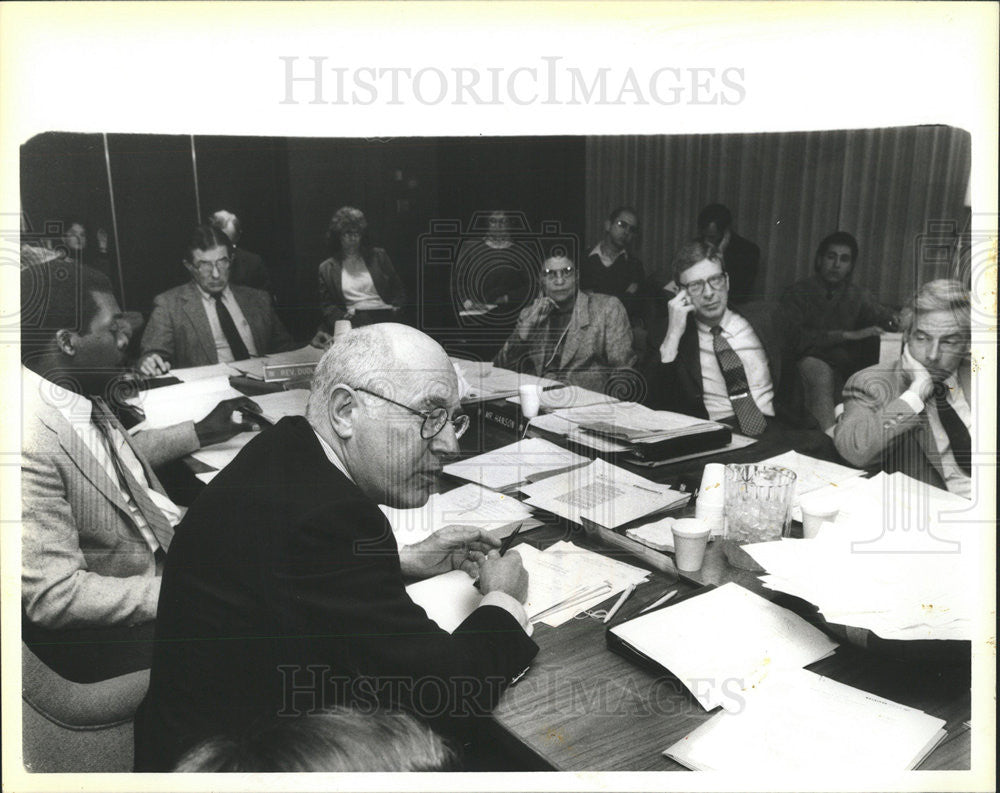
[311,426,530,631]
[898,375,971,498]
[197,285,259,362]
[697,309,775,422]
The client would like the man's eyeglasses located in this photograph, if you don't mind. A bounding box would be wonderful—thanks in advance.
[680,273,727,297]
[354,387,470,440]
[192,256,231,274]
[614,219,638,232]
[542,266,574,281]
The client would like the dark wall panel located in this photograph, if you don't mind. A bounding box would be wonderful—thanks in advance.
[106,134,198,316]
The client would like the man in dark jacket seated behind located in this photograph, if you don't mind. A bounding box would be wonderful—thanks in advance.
[644,240,832,458]
[134,324,538,771]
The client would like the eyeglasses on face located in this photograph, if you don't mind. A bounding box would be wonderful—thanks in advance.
[614,219,638,232]
[542,265,574,281]
[681,273,727,297]
[353,387,470,440]
[192,256,231,274]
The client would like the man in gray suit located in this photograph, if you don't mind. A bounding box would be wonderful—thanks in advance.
[21,261,259,679]
[494,254,637,393]
[835,279,971,497]
[137,225,294,376]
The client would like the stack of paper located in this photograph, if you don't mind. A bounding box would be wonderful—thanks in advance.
[744,473,977,641]
[756,450,865,521]
[127,376,242,429]
[406,540,650,631]
[250,388,310,424]
[506,384,617,410]
[520,457,689,529]
[381,483,537,547]
[442,437,589,491]
[166,362,241,382]
[664,668,946,772]
[450,359,562,402]
[610,582,838,711]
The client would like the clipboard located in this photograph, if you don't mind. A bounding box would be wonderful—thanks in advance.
[605,584,717,677]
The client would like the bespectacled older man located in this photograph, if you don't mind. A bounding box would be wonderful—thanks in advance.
[138,225,294,376]
[134,323,538,771]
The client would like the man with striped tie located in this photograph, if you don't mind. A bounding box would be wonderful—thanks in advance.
[645,240,809,435]
[20,261,259,680]
[835,280,972,496]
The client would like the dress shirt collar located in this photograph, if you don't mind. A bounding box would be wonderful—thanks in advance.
[591,241,628,267]
[195,283,234,303]
[311,425,357,486]
[696,308,735,335]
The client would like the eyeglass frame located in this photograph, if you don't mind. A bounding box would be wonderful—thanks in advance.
[352,386,470,440]
[680,272,728,297]
[614,218,638,232]
[189,255,232,274]
[542,264,575,281]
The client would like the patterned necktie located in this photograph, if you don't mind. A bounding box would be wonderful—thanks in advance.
[710,325,768,437]
[91,398,173,552]
[212,293,250,361]
[932,383,971,475]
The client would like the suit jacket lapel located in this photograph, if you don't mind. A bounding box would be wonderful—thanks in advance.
[232,287,266,353]
[679,316,702,397]
[181,282,218,364]
[38,405,132,517]
[558,293,587,369]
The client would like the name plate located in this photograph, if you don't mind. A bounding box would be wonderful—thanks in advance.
[263,362,318,383]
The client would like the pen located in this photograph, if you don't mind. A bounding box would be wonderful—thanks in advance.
[638,589,678,614]
[603,583,637,624]
[498,522,524,556]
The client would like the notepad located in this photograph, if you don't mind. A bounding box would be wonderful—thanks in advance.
[609,582,838,711]
[664,668,946,772]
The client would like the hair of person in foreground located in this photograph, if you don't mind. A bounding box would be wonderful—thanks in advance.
[173,707,456,772]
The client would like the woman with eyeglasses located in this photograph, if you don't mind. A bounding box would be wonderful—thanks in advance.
[313,207,407,346]
[781,231,900,430]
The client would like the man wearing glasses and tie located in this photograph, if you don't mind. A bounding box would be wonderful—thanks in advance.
[135,323,537,771]
[494,253,637,393]
[835,280,972,496]
[646,240,809,436]
[137,225,294,375]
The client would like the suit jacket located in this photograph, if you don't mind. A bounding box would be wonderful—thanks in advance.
[494,291,638,393]
[133,416,539,771]
[644,302,808,427]
[834,358,971,490]
[140,281,295,368]
[230,247,271,293]
[21,382,177,630]
[318,247,408,325]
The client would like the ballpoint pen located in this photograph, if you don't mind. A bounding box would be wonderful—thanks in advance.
[638,588,678,614]
[602,583,637,624]
[498,522,525,556]
[529,581,612,624]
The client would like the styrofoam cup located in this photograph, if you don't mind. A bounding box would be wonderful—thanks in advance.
[333,320,352,341]
[519,384,542,418]
[800,494,840,539]
[672,518,711,571]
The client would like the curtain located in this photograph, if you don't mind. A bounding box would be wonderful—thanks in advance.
[585,126,970,306]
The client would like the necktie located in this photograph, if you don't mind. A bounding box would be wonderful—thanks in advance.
[710,325,768,437]
[212,293,250,361]
[91,398,173,552]
[932,383,971,475]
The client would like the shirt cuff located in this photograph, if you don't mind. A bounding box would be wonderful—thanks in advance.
[898,389,925,415]
[480,591,532,636]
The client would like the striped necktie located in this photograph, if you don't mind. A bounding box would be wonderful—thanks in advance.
[710,325,768,437]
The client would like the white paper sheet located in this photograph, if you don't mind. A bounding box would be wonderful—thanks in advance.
[610,582,838,711]
[128,376,242,429]
[405,569,483,633]
[166,362,241,382]
[188,431,258,470]
[381,483,535,547]
[664,668,946,772]
[521,457,688,529]
[442,437,589,490]
[251,388,310,423]
[756,450,865,520]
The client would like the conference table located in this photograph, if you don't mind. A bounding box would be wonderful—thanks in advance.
[454,394,972,773]
[167,362,972,773]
